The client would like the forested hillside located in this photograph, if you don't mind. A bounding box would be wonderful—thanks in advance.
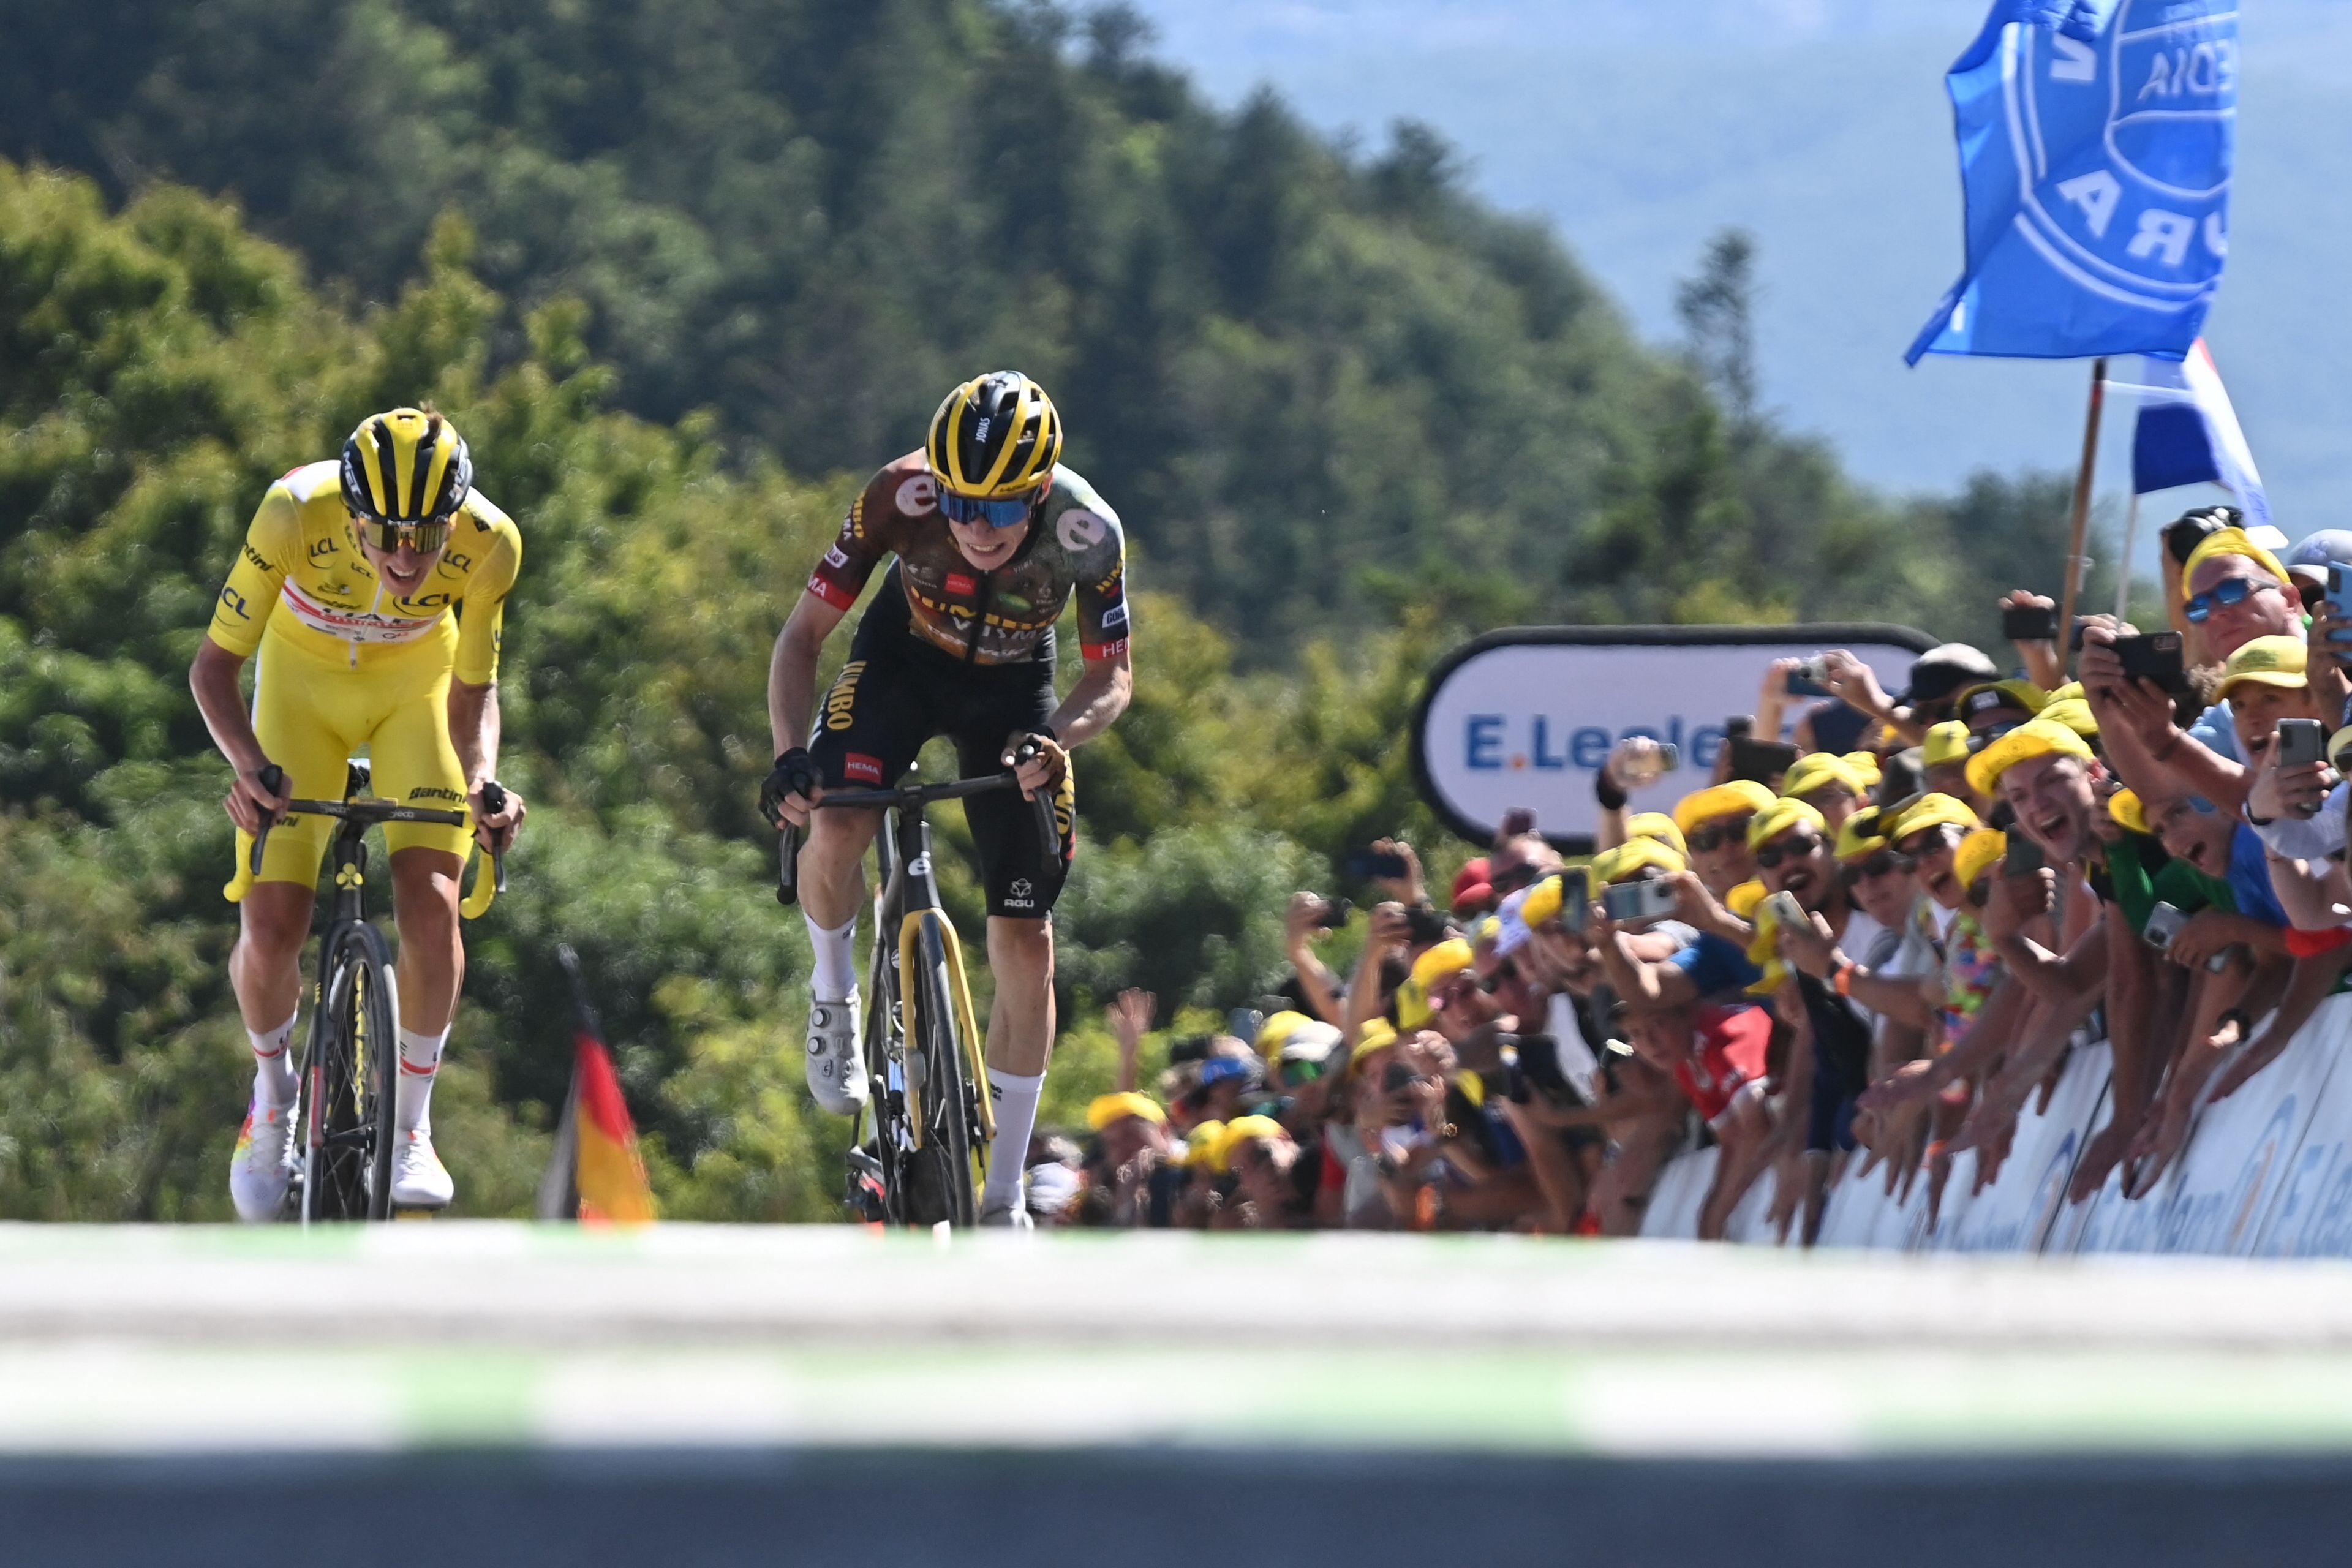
[0,0,2093,652]
[1,2,2107,1221]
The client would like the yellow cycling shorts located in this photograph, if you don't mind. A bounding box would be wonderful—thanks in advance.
[233,628,473,888]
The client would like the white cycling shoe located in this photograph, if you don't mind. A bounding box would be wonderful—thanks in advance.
[228,1099,296,1223]
[978,1188,1034,1230]
[805,992,869,1115]
[390,1129,455,1210]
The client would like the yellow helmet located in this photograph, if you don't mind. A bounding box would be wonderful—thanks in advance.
[339,407,472,527]
[926,372,1062,500]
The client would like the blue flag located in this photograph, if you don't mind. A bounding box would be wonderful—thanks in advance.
[1906,0,2237,365]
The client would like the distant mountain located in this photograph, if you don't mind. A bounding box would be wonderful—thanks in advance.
[1127,0,2352,557]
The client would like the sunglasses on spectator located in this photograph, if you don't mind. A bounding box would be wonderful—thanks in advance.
[1844,850,1913,882]
[1480,960,1520,994]
[1964,722,2022,755]
[937,489,1039,529]
[1752,833,1821,870]
[1687,816,1754,854]
[2183,575,2276,624]
[1490,862,1540,894]
[356,516,453,554]
[1896,824,1962,857]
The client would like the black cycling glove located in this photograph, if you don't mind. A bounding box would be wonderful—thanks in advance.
[760,748,823,828]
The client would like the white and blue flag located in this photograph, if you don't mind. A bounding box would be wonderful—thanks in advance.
[1906,0,2237,365]
[2132,338,2267,526]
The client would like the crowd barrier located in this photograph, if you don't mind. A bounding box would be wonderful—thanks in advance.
[1637,995,2352,1255]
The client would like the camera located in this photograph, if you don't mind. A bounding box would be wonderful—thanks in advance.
[1600,879,1679,925]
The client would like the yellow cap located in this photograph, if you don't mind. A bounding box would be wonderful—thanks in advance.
[1834,810,1888,864]
[1746,797,1828,853]
[1921,720,1973,770]
[1591,839,1686,886]
[1842,751,1883,789]
[2212,634,2309,701]
[1212,1114,1289,1172]
[1885,793,1983,846]
[2109,788,2151,836]
[1519,873,1564,928]
[1180,1119,1226,1167]
[1966,718,2096,800]
[1395,938,1475,1030]
[1724,878,1768,919]
[1781,752,1866,804]
[1086,1091,1167,1131]
[1626,812,1687,857]
[2181,526,2290,603]
[2038,697,2100,741]
[1253,1011,1312,1059]
[1672,780,1777,837]
[1450,1070,1485,1109]
[1954,828,2007,889]
[1954,679,2050,725]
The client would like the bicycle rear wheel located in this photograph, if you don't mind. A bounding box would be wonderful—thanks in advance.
[298,922,398,1224]
[897,919,981,1228]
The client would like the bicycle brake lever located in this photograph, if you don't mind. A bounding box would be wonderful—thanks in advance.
[478,779,511,891]
[250,764,288,876]
[777,824,802,907]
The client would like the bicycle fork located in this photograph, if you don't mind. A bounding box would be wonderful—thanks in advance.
[885,810,994,1150]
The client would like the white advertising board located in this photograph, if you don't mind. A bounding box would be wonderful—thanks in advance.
[1411,625,1936,846]
[1931,1043,2112,1255]
[2252,1000,2352,1257]
[1638,1145,1717,1240]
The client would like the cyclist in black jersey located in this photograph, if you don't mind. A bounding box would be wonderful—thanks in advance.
[760,372,1134,1226]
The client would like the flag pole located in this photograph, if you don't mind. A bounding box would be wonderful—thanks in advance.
[2057,356,2108,653]
[2114,492,2140,620]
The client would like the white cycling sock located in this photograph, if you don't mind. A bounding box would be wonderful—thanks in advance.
[395,1024,450,1136]
[805,910,859,1001]
[247,1014,299,1109]
[982,1068,1044,1207]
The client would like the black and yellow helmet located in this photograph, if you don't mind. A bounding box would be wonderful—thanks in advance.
[339,407,473,524]
[925,372,1061,499]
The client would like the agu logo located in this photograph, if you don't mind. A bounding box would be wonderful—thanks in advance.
[2003,0,2234,313]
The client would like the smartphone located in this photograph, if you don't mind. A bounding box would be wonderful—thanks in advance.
[1309,896,1354,929]
[2141,902,2188,951]
[2003,603,2060,642]
[2067,618,2093,652]
[2113,632,2191,695]
[2277,718,2328,769]
[1724,715,1754,742]
[1785,658,1836,699]
[2003,833,2045,876]
[1345,848,1411,881]
[1601,879,1679,925]
[1403,903,1455,947]
[1556,868,1591,935]
[1760,889,1806,930]
[1727,736,1801,786]
[1653,742,1683,772]
[2328,565,2352,645]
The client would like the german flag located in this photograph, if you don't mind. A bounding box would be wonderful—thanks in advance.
[537,945,657,1224]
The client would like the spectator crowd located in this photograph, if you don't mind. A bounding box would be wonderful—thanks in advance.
[1015,507,2352,1240]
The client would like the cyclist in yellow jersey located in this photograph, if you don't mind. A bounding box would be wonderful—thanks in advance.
[190,407,526,1219]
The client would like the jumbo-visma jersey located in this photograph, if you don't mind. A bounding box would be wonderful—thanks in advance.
[206,461,521,681]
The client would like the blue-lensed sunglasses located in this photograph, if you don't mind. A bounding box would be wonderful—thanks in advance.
[2184,575,2273,624]
[937,491,1036,529]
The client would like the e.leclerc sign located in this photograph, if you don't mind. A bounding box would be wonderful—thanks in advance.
[1411,624,1937,848]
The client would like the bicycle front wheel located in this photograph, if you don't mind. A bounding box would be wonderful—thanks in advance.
[298,922,399,1224]
[899,918,981,1228]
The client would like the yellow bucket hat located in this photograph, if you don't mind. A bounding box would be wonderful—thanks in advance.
[1965,718,2095,801]
[1672,780,1777,838]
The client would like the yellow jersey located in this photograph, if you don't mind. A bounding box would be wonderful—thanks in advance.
[206,459,521,682]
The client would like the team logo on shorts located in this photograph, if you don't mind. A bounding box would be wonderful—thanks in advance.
[844,753,883,783]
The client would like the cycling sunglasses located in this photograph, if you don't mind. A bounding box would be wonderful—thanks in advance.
[356,517,453,554]
[1964,720,2023,755]
[2184,575,2275,624]
[1687,816,1754,855]
[1752,832,1822,870]
[937,490,1038,529]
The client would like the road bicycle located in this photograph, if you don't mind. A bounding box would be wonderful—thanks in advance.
[227,760,505,1223]
[777,756,1054,1227]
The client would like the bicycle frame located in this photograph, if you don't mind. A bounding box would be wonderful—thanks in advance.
[872,806,992,1149]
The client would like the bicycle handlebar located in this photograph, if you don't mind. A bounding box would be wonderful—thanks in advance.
[226,764,508,914]
[775,750,1058,908]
